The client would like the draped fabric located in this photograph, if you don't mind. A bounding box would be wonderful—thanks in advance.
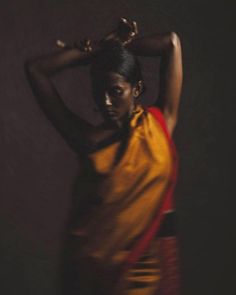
[62,104,180,295]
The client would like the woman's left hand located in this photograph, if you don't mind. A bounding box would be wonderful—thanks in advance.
[100,17,138,46]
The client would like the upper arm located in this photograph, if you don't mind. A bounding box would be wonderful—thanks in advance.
[24,62,90,151]
[155,32,183,136]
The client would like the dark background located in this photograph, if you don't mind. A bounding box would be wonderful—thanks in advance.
[1,1,234,294]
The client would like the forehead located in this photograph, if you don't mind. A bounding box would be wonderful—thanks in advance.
[92,71,129,87]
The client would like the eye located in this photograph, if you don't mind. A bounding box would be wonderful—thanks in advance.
[109,87,123,96]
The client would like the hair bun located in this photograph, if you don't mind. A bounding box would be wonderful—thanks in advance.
[100,39,123,50]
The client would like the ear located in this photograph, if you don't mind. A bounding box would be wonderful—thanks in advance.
[133,80,143,98]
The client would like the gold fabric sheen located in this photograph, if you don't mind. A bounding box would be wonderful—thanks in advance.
[68,104,173,294]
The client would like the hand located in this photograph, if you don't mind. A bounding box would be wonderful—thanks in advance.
[56,38,93,52]
[100,17,138,46]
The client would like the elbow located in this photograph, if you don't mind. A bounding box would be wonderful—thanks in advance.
[24,61,35,81]
[166,115,178,137]
[169,32,181,50]
[24,59,49,80]
[24,59,38,75]
[163,109,178,135]
[24,58,44,75]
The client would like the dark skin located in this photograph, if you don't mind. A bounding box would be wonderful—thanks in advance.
[24,18,182,152]
[91,71,142,129]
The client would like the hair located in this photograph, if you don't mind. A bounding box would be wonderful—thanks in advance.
[90,40,146,94]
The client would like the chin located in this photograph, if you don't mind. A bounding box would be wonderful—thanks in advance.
[109,118,123,129]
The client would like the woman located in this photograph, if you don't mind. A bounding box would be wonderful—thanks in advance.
[25,18,182,295]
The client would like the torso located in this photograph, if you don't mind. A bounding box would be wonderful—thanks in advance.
[83,121,127,150]
[64,105,175,295]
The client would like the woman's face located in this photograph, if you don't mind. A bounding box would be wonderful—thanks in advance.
[92,71,140,128]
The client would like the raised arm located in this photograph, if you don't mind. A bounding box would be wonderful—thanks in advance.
[126,31,183,136]
[24,43,94,151]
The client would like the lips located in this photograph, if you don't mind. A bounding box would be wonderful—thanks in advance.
[105,108,117,118]
[107,111,116,117]
[103,109,123,128]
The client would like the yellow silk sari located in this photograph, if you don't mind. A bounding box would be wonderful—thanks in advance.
[65,104,176,295]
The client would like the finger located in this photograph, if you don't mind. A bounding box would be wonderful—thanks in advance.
[86,38,91,46]
[120,17,131,31]
[132,21,138,35]
[82,38,89,48]
[87,39,92,50]
[56,39,67,48]
[83,38,92,52]
[121,17,133,27]
[85,43,92,51]
[120,17,128,25]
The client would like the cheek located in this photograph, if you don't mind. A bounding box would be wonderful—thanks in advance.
[120,90,134,108]
[117,98,134,114]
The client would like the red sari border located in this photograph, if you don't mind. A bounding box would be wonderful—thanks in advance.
[122,106,179,271]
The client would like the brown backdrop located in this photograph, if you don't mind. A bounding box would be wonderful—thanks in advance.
[1,0,234,294]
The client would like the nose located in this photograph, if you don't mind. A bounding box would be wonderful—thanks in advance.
[105,92,112,106]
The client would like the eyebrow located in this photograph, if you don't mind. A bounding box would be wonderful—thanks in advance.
[109,84,123,88]
[108,82,126,87]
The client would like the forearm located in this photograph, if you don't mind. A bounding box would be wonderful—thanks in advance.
[126,31,176,57]
[24,47,93,77]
